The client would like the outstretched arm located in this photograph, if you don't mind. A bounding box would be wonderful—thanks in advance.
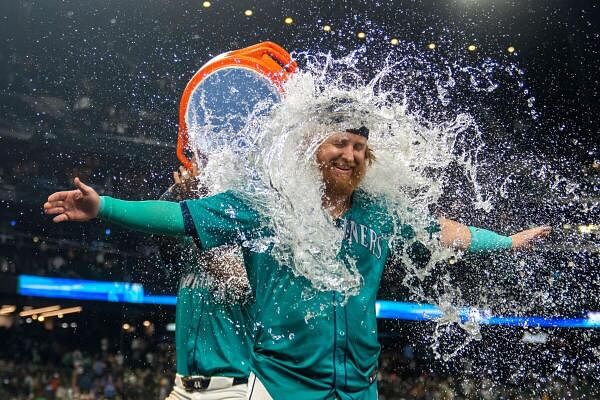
[44,177,186,236]
[439,217,551,252]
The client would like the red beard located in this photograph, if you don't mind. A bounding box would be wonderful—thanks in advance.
[321,163,366,195]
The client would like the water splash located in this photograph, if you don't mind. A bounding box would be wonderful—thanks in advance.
[189,48,596,366]
[189,51,494,302]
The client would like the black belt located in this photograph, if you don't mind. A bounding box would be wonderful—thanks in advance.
[182,376,248,392]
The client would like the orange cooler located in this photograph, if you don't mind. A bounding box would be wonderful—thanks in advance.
[177,42,297,170]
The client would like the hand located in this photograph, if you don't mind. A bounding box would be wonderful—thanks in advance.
[43,177,100,223]
[510,226,552,249]
[173,163,200,197]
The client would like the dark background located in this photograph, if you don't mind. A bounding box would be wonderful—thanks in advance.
[0,0,599,395]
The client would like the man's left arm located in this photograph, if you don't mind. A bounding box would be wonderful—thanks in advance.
[438,217,551,252]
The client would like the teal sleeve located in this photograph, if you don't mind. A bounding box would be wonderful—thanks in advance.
[183,191,264,249]
[98,196,186,236]
[468,226,512,253]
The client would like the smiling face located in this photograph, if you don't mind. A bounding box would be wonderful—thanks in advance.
[316,131,369,196]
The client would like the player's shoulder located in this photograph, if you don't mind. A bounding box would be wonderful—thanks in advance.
[184,190,246,208]
[352,189,388,213]
[351,189,394,228]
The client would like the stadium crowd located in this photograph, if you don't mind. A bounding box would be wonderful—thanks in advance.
[0,326,598,400]
[0,328,174,400]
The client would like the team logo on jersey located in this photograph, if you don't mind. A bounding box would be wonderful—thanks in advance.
[343,219,383,259]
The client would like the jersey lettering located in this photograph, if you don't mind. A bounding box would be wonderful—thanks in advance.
[349,220,359,243]
[343,219,383,259]
[180,272,212,289]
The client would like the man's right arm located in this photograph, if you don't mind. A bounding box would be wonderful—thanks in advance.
[46,178,252,297]
[44,177,261,248]
[99,196,186,236]
[44,177,186,236]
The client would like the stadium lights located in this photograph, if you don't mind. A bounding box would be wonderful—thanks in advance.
[578,224,598,234]
[41,306,82,318]
[19,305,61,317]
[0,305,16,315]
[390,38,399,45]
[122,323,131,331]
[143,320,151,327]
[588,312,600,322]
[521,331,548,344]
[323,25,331,32]
[578,224,591,234]
[507,46,515,53]
[284,17,293,25]
[202,1,211,7]
[427,42,436,50]
[357,32,366,39]
[467,44,477,52]
[19,275,600,329]
[376,301,600,328]
[244,9,253,16]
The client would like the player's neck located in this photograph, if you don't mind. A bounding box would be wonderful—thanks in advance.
[322,189,352,219]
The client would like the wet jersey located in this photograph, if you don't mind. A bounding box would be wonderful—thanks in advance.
[174,245,253,378]
[158,187,252,379]
[182,190,398,400]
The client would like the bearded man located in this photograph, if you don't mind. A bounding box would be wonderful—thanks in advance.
[44,119,549,400]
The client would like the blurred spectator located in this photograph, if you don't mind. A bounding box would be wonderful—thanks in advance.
[0,331,174,400]
[0,330,597,399]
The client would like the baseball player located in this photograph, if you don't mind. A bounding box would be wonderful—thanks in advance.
[44,121,549,400]
[160,162,253,400]
[128,161,255,400]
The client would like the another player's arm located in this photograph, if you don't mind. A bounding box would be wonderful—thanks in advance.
[154,162,206,261]
[438,217,551,252]
[154,188,191,264]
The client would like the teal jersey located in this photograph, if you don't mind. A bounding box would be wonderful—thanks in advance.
[165,237,253,378]
[175,284,252,377]
[182,190,397,400]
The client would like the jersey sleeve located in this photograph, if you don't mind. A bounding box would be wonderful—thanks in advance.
[386,212,440,267]
[99,196,186,236]
[181,191,264,250]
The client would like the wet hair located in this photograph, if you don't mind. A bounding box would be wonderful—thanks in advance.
[365,146,376,165]
[315,95,371,135]
[309,94,377,165]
